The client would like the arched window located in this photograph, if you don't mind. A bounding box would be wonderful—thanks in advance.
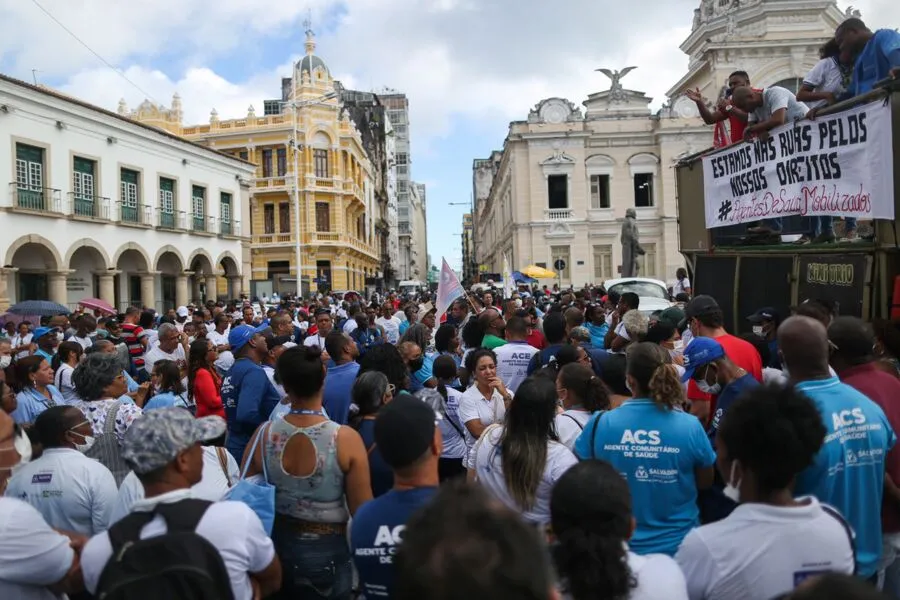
[772,78,803,94]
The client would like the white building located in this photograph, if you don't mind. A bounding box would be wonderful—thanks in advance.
[474,0,846,287]
[381,92,416,280]
[0,74,254,311]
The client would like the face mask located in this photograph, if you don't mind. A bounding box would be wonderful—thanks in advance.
[723,461,742,503]
[409,357,424,372]
[752,325,764,337]
[0,356,10,370]
[68,425,96,454]
[1,426,33,476]
[514,299,523,308]
[56,332,65,343]
[681,329,693,348]
[697,379,722,395]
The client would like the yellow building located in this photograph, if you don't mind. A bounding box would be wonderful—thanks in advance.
[131,26,380,295]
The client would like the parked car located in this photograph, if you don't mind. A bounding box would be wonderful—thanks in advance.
[603,277,673,315]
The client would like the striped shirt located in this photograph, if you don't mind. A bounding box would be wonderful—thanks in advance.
[120,323,145,367]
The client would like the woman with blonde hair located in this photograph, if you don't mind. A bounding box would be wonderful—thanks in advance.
[574,343,715,556]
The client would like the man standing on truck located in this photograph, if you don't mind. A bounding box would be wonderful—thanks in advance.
[684,70,754,148]
[682,295,763,424]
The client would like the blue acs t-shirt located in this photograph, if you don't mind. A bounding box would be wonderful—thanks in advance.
[222,358,281,462]
[794,377,896,578]
[574,398,716,556]
[351,486,438,598]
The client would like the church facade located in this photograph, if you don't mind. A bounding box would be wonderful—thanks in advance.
[473,0,847,288]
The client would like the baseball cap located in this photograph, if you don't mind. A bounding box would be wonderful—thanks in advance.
[684,295,720,321]
[657,306,686,329]
[176,306,189,318]
[747,307,780,324]
[122,408,226,475]
[374,394,441,469]
[228,324,268,352]
[681,337,726,381]
[33,326,59,340]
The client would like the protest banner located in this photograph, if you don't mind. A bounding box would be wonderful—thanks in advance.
[702,99,894,229]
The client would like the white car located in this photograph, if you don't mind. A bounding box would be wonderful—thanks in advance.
[603,277,673,315]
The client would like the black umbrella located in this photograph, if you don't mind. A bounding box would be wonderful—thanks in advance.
[7,300,70,317]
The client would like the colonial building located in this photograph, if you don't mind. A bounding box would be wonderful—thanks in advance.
[128,26,380,295]
[474,0,846,287]
[0,74,253,312]
[404,181,428,281]
[461,212,475,283]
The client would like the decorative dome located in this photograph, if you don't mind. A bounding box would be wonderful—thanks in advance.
[296,21,330,77]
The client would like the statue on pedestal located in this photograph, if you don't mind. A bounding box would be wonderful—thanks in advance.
[621,208,646,277]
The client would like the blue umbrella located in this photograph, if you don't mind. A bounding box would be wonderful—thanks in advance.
[511,271,537,284]
[7,300,70,317]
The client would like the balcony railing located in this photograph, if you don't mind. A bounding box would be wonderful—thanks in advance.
[68,192,110,219]
[545,208,575,221]
[9,183,62,213]
[220,220,232,235]
[191,214,216,232]
[157,210,184,229]
[117,202,153,225]
[313,231,341,242]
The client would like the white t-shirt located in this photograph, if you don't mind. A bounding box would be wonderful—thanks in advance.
[139,328,159,349]
[207,330,230,348]
[262,364,287,400]
[802,57,846,109]
[473,426,577,526]
[614,321,631,341]
[554,409,592,450]
[304,334,327,351]
[458,385,508,469]
[83,489,275,600]
[375,316,401,344]
[143,344,186,375]
[343,319,359,334]
[675,498,855,600]
[13,333,33,360]
[110,446,241,524]
[438,387,468,460]
[748,87,809,125]
[5,448,118,536]
[53,363,79,403]
[673,278,691,297]
[68,334,93,350]
[493,341,539,393]
[0,497,75,600]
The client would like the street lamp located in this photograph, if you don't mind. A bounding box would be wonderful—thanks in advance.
[284,81,338,297]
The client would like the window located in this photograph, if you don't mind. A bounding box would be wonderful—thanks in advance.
[592,245,613,281]
[263,100,282,116]
[396,165,408,177]
[264,204,275,234]
[120,168,140,222]
[547,174,568,209]
[159,177,176,228]
[590,174,611,209]
[634,173,654,207]
[15,143,45,210]
[639,243,657,278]
[279,202,290,234]
[315,202,330,232]
[220,192,232,235]
[550,246,571,281]
[397,180,409,193]
[192,185,206,231]
[277,148,287,177]
[239,150,249,161]
[394,124,408,136]
[396,153,408,165]
[72,156,96,216]
[314,149,329,178]
[262,149,273,178]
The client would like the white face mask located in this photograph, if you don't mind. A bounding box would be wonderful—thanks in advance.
[752,325,764,337]
[681,329,693,348]
[723,461,742,503]
[69,426,96,454]
[0,356,10,370]
[56,332,65,343]
[1,426,33,477]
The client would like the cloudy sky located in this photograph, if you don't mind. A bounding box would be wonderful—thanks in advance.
[1,0,896,273]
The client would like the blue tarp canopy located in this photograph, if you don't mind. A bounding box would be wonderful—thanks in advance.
[511,271,537,284]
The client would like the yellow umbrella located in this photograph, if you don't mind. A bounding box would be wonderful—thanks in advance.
[521,265,557,279]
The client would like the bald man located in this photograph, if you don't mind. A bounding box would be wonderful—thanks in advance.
[478,308,506,351]
[780,315,895,581]
[732,85,809,145]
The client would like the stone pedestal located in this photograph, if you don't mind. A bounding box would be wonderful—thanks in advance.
[139,273,158,311]
[176,271,192,308]
[205,275,218,302]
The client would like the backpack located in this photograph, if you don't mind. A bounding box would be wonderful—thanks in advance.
[95,498,235,600]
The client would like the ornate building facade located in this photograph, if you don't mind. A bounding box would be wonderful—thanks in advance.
[128,27,380,295]
[474,0,846,287]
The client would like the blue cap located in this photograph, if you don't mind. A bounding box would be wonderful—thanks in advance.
[228,324,268,352]
[681,337,725,382]
[33,326,59,340]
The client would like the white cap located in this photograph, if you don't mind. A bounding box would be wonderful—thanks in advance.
[281,342,298,350]
[176,306,189,318]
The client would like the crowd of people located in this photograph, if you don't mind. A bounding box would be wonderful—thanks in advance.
[1,273,899,600]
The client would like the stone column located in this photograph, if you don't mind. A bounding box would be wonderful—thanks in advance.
[228,275,243,299]
[48,271,70,306]
[192,275,203,304]
[139,272,157,311]
[96,271,118,306]
[176,271,192,307]
[0,267,18,312]
[205,275,218,302]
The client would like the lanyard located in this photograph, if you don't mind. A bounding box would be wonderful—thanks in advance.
[289,408,326,417]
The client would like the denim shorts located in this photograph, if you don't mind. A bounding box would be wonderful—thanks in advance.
[272,522,353,600]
